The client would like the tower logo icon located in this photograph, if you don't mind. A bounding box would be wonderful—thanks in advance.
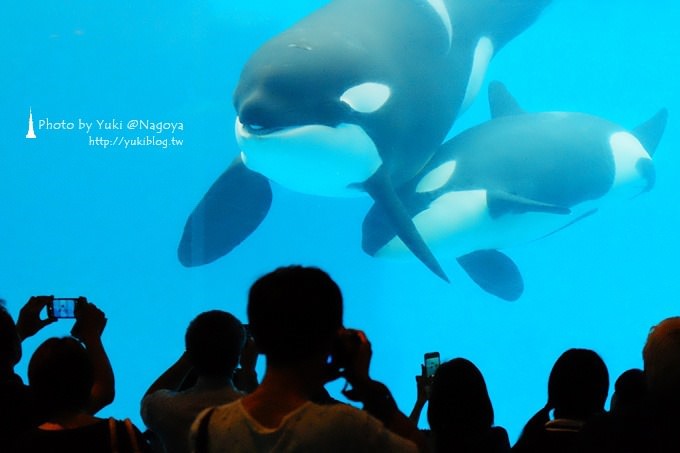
[26,107,37,139]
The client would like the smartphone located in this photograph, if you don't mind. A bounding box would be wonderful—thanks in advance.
[424,352,441,378]
[47,298,78,319]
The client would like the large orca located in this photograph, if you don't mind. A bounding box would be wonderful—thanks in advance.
[363,82,668,300]
[178,0,551,276]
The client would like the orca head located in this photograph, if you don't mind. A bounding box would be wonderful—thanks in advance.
[234,34,392,197]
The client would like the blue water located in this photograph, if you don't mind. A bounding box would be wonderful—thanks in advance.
[2,0,679,442]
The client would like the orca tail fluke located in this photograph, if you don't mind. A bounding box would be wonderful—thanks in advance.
[363,169,449,282]
[178,156,272,267]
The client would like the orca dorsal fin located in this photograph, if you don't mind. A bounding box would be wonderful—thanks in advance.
[488,81,525,119]
[632,108,668,157]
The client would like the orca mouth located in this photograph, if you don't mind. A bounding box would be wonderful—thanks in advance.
[241,122,287,136]
[237,118,334,139]
[234,118,383,198]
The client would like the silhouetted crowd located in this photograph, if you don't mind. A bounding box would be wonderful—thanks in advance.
[2,265,679,452]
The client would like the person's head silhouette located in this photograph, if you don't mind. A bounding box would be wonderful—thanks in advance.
[28,337,94,417]
[185,310,246,377]
[548,348,609,419]
[428,358,494,432]
[248,265,343,366]
[643,317,680,409]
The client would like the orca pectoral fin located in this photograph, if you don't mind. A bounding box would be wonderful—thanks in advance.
[178,156,272,267]
[487,191,571,218]
[457,250,523,301]
[361,202,397,256]
[363,169,449,282]
[539,208,598,240]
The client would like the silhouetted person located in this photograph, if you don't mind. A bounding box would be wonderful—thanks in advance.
[580,317,680,452]
[426,358,510,453]
[2,296,115,449]
[512,348,609,453]
[141,310,257,453]
[636,317,680,450]
[12,300,146,453]
[610,368,645,416]
[190,265,426,452]
[1,300,46,449]
[578,368,647,452]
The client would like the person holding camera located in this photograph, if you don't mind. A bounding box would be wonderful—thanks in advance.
[141,310,258,453]
[10,297,148,452]
[190,265,426,453]
[2,296,115,449]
